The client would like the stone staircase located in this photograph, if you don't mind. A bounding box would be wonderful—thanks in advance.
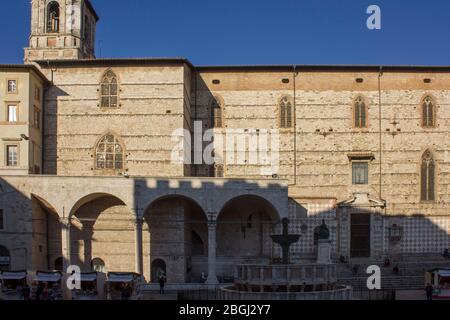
[336,254,450,291]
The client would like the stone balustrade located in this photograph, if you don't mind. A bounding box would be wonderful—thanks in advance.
[234,264,337,287]
[219,285,353,300]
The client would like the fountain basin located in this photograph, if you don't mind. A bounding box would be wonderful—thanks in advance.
[234,263,337,287]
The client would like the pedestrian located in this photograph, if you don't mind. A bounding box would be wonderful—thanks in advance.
[425,283,433,301]
[36,283,43,301]
[22,284,30,300]
[158,273,167,294]
[121,283,131,300]
[42,284,49,300]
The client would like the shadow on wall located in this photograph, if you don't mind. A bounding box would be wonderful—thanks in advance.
[0,176,287,282]
[289,201,450,268]
[1,176,449,284]
[0,177,63,271]
[133,179,286,283]
[42,85,69,175]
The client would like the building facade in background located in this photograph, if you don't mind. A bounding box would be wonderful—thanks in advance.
[0,0,449,282]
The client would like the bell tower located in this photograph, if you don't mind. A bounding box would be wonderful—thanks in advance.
[24,0,99,63]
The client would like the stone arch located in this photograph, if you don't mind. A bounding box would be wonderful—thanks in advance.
[31,194,60,218]
[217,194,281,222]
[68,192,130,219]
[46,1,60,33]
[151,259,167,282]
[31,194,62,271]
[142,194,208,220]
[144,195,208,283]
[216,195,280,279]
[69,193,133,273]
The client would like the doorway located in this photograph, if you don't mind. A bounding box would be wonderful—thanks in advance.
[151,259,167,282]
[350,213,371,258]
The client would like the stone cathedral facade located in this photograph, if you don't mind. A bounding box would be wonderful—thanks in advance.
[0,0,449,283]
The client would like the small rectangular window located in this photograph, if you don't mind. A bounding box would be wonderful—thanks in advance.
[7,80,17,93]
[34,107,41,129]
[0,209,3,230]
[352,162,368,185]
[7,105,17,122]
[6,145,18,167]
[35,86,41,100]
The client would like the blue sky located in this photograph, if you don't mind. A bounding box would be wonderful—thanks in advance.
[1,0,450,65]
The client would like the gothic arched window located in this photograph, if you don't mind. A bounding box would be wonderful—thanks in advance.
[421,150,435,202]
[95,135,124,170]
[100,70,118,108]
[47,1,60,33]
[91,258,106,273]
[422,96,435,128]
[210,97,223,128]
[54,257,63,271]
[354,96,367,128]
[280,96,293,128]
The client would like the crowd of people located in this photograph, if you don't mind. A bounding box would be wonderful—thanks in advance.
[34,282,62,300]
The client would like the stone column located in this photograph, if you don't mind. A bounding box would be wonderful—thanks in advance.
[134,217,144,275]
[206,220,219,285]
[82,224,94,271]
[60,218,71,271]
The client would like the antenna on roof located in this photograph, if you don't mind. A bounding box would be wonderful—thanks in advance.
[98,40,103,58]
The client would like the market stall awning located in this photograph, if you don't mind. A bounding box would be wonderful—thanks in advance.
[0,271,27,280]
[35,272,61,282]
[107,273,135,283]
[438,270,450,277]
[80,273,98,282]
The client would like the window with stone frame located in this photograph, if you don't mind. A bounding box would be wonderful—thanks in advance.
[7,80,17,93]
[422,96,435,128]
[47,1,60,33]
[421,149,435,201]
[280,96,293,128]
[354,96,367,128]
[7,105,17,122]
[34,107,41,129]
[6,145,18,167]
[95,135,124,170]
[210,97,223,128]
[100,70,118,108]
[352,162,368,185]
[35,86,41,100]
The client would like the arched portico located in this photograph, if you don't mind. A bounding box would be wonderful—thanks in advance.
[31,194,66,271]
[69,193,134,274]
[215,195,280,280]
[143,195,208,283]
